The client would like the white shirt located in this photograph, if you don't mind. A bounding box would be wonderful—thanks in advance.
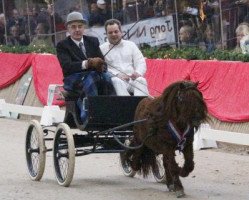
[100,39,146,76]
[71,37,86,49]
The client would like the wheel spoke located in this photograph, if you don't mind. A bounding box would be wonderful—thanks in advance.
[53,123,75,187]
[25,120,46,181]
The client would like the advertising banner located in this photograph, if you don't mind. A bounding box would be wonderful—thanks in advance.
[86,15,176,47]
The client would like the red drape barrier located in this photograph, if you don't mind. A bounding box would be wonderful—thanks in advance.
[190,60,249,122]
[1,53,249,122]
[0,53,33,89]
[31,54,64,106]
[145,59,194,96]
[145,59,249,122]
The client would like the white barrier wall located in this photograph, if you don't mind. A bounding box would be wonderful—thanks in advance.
[1,98,249,150]
[0,99,65,126]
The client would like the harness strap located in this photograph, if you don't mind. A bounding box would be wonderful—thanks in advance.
[166,120,194,152]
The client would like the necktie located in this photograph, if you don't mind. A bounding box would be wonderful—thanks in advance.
[79,42,87,58]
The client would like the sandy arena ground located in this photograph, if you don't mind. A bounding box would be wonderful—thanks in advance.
[0,118,248,200]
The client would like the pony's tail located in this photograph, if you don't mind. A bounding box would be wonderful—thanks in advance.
[135,146,158,178]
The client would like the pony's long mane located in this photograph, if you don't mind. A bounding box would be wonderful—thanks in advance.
[147,81,207,128]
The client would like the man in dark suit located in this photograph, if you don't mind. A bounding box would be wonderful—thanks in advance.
[57,11,115,95]
[56,11,115,124]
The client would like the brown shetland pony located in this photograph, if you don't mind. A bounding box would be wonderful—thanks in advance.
[124,80,207,197]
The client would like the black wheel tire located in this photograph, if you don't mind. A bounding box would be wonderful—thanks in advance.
[25,120,46,181]
[119,152,136,177]
[53,123,75,187]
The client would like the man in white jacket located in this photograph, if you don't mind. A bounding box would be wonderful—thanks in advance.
[100,19,149,96]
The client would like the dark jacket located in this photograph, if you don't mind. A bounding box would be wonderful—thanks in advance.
[56,35,104,77]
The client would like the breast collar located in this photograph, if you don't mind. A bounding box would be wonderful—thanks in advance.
[165,120,194,152]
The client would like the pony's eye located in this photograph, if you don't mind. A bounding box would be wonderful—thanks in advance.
[178,95,183,102]
[176,91,184,102]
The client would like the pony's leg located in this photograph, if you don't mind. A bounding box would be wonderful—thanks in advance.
[123,139,144,171]
[165,150,185,197]
[130,146,146,171]
[162,154,174,191]
[180,143,194,177]
[127,145,156,178]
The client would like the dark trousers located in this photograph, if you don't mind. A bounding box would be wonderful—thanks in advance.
[63,71,116,96]
[63,71,116,125]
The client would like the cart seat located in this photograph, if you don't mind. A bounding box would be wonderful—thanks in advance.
[63,96,146,131]
[85,96,146,131]
[61,90,81,101]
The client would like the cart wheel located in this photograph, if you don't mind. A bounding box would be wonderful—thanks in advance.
[53,123,75,187]
[119,152,136,177]
[25,120,46,181]
[152,154,166,183]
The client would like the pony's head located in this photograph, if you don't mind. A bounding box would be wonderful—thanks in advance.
[159,80,207,129]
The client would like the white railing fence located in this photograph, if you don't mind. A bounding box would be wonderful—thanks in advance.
[1,98,249,151]
[0,99,65,126]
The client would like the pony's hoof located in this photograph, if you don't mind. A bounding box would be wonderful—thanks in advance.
[176,190,185,198]
[168,184,175,192]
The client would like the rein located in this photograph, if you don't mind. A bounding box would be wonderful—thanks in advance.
[106,62,156,98]
[103,118,156,150]
[103,19,141,57]
[113,130,154,150]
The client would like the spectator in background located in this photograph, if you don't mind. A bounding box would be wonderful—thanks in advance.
[234,22,249,53]
[36,6,48,24]
[96,0,112,21]
[177,1,199,28]
[69,3,90,21]
[47,3,64,44]
[153,0,165,17]
[0,13,6,44]
[47,4,64,33]
[115,0,140,24]
[29,22,53,48]
[202,0,219,25]
[26,6,39,36]
[235,0,249,23]
[179,25,199,48]
[163,0,175,16]
[37,3,64,44]
[7,25,29,46]
[7,9,26,35]
[89,2,104,27]
[240,34,249,54]
[203,24,217,52]
[89,0,111,27]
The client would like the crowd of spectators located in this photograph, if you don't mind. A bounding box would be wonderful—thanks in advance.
[0,3,63,48]
[0,0,249,53]
[165,0,249,52]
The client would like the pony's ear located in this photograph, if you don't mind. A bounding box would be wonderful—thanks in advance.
[194,81,199,87]
[179,82,185,90]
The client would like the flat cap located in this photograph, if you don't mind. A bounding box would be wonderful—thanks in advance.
[66,11,87,25]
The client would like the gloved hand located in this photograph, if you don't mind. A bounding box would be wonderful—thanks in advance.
[87,57,105,72]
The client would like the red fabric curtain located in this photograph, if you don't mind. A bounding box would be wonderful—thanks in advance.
[190,60,249,122]
[31,54,64,106]
[0,53,33,89]
[145,59,249,122]
[1,53,249,122]
[145,59,194,96]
